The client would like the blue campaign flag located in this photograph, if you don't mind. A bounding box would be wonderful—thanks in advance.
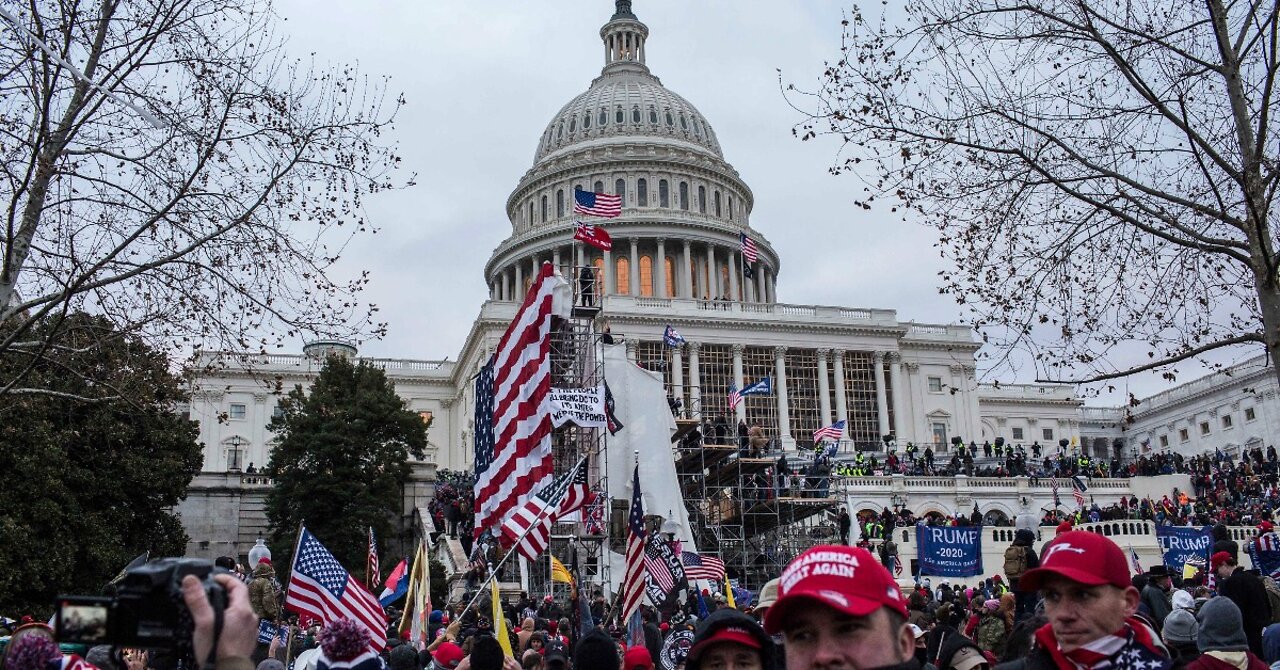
[257,620,278,644]
[739,376,773,396]
[695,590,710,619]
[916,523,983,577]
[1155,526,1213,575]
[1249,532,1280,579]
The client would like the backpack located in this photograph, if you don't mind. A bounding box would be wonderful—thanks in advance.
[1003,545,1028,579]
[1263,575,1280,624]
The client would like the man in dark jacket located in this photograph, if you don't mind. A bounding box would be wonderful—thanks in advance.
[1010,528,1041,620]
[1213,551,1270,657]
[1142,566,1174,634]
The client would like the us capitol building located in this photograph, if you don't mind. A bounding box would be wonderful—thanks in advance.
[177,2,1253,568]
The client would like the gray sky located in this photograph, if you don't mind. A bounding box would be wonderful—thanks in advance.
[268,0,1251,405]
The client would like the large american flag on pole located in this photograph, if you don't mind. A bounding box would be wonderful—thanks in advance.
[1071,475,1089,506]
[621,464,646,624]
[727,384,742,411]
[740,232,759,264]
[285,528,387,651]
[500,457,594,562]
[813,419,846,444]
[366,526,379,590]
[681,552,726,581]
[473,262,570,539]
[573,188,623,218]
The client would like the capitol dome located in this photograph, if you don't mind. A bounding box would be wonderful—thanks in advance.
[533,71,724,165]
[487,0,781,307]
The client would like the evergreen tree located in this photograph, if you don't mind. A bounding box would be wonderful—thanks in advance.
[0,313,201,617]
[266,355,427,573]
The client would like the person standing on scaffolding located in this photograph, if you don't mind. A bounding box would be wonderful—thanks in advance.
[578,264,596,306]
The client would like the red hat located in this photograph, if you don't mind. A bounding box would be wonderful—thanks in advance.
[1260,521,1274,534]
[659,622,670,632]
[763,545,906,635]
[258,557,272,566]
[431,642,465,670]
[1212,551,1234,569]
[1018,531,1130,591]
[1055,520,1073,535]
[623,646,654,670]
[689,626,763,660]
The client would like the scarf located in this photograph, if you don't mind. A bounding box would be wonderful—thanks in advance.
[1033,617,1170,670]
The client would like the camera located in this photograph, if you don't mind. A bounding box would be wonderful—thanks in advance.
[55,558,227,657]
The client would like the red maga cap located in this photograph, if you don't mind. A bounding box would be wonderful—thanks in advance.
[1018,531,1130,591]
[762,545,906,635]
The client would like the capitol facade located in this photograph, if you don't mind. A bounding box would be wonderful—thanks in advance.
[176,2,1252,562]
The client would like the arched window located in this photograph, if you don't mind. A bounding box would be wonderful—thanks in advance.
[616,106,624,123]
[679,113,688,130]
[569,116,576,132]
[679,182,689,211]
[528,201,534,225]
[664,256,676,298]
[649,106,658,123]
[557,121,564,139]
[665,110,674,126]
[714,191,722,217]
[691,258,701,298]
[638,178,648,206]
[540,195,548,223]
[615,178,626,202]
[698,185,707,214]
[583,112,591,129]
[659,180,669,208]
[599,108,608,126]
[720,266,730,299]
[639,255,654,297]
[616,257,631,295]
[592,257,605,299]
[632,106,641,123]
[594,180,604,194]
[556,189,565,218]
[728,194,734,221]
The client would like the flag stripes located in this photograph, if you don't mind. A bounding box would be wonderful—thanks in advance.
[621,465,646,624]
[681,552,726,581]
[285,528,387,651]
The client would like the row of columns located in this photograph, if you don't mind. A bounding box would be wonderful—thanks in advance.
[624,341,900,446]
[490,236,778,303]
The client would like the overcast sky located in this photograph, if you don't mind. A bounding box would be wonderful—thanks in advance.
[266,0,1253,406]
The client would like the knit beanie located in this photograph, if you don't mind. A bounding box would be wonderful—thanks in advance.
[1197,597,1250,652]
[574,629,621,670]
[1162,609,1198,645]
[315,619,384,670]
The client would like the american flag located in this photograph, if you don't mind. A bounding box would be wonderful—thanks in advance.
[727,384,742,411]
[681,551,726,581]
[893,555,903,578]
[1050,478,1061,507]
[644,539,677,595]
[500,457,593,561]
[813,419,846,443]
[366,526,379,590]
[1071,475,1088,506]
[740,232,759,264]
[621,465,646,624]
[284,528,387,651]
[473,262,567,539]
[573,188,622,218]
[1128,546,1142,575]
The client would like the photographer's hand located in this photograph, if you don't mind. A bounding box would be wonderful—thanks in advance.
[182,574,258,664]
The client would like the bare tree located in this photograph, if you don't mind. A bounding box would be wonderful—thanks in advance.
[0,0,404,401]
[790,0,1280,387]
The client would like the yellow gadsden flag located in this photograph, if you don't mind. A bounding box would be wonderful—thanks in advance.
[491,579,514,658]
[725,578,737,609]
[550,556,574,585]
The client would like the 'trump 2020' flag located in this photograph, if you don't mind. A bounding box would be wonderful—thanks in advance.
[738,376,772,396]
[1250,532,1280,579]
[285,527,387,650]
[573,188,622,218]
[473,262,571,539]
[915,523,983,577]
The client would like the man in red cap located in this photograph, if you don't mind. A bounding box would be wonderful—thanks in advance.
[1016,531,1170,669]
[763,545,915,670]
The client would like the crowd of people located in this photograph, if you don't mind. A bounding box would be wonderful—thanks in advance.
[13,524,1280,670]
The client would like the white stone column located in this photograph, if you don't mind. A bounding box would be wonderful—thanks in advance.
[756,266,767,304]
[705,245,718,299]
[732,344,746,423]
[671,345,685,417]
[655,238,668,298]
[888,352,904,439]
[775,346,793,447]
[833,349,849,439]
[553,247,562,276]
[530,255,539,279]
[504,270,513,301]
[625,339,638,364]
[514,262,524,298]
[576,244,585,269]
[603,248,614,296]
[767,270,777,303]
[728,248,741,301]
[682,239,694,298]
[874,351,891,439]
[688,342,702,418]
[816,349,832,427]
[630,238,640,296]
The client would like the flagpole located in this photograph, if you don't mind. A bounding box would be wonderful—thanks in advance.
[458,456,589,619]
